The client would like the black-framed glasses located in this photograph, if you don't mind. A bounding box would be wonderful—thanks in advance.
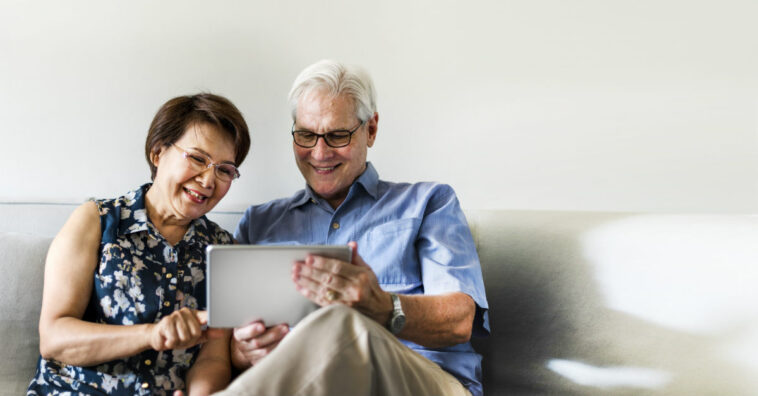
[173,144,240,182]
[291,120,365,148]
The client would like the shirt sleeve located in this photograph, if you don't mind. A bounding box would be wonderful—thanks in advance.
[417,184,490,336]
[234,206,252,244]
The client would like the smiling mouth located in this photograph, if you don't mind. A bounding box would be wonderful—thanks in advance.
[184,187,208,203]
[312,164,340,173]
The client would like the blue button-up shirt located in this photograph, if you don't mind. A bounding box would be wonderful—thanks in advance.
[235,162,490,396]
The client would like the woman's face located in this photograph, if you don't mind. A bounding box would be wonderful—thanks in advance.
[151,123,237,222]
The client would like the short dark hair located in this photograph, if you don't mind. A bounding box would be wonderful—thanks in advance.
[144,93,251,180]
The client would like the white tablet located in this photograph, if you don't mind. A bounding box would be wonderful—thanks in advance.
[205,244,352,328]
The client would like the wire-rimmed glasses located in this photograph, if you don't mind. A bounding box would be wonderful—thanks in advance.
[173,144,240,182]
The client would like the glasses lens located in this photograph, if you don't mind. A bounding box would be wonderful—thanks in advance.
[185,152,209,170]
[215,164,239,181]
[293,131,317,147]
[324,131,351,147]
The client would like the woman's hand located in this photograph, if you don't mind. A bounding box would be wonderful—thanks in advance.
[148,308,210,351]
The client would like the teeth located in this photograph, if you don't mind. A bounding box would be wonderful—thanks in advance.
[186,189,206,200]
[315,166,335,171]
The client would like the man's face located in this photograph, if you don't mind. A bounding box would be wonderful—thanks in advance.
[293,90,377,209]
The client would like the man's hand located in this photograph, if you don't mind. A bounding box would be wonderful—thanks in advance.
[292,241,393,324]
[231,321,289,370]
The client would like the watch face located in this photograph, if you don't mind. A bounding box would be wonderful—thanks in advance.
[391,314,406,333]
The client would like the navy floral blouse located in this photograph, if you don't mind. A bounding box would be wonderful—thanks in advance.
[27,184,233,395]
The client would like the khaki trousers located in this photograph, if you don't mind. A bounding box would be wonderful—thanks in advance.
[215,305,471,396]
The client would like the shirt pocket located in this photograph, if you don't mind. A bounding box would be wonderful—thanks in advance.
[360,217,422,289]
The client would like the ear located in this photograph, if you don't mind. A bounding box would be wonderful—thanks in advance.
[366,112,378,148]
[150,147,164,167]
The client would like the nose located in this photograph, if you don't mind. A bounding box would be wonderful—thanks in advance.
[196,166,216,188]
[310,136,333,160]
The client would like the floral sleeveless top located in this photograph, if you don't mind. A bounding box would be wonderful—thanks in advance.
[27,184,233,395]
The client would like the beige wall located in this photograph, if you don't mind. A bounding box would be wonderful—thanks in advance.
[2,0,757,212]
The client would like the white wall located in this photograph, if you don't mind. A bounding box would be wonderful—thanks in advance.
[2,0,757,213]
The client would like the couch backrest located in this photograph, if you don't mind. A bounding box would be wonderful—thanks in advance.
[0,202,242,238]
[4,204,758,395]
[0,232,50,394]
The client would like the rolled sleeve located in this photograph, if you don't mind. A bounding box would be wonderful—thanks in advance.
[417,185,490,335]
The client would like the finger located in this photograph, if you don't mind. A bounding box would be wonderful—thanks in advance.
[299,262,345,288]
[243,336,285,364]
[194,310,208,325]
[293,278,327,305]
[309,255,343,274]
[292,261,304,281]
[349,241,358,264]
[294,272,323,296]
[161,324,177,349]
[174,310,193,343]
[296,259,318,279]
[233,321,266,341]
[239,325,289,352]
[153,327,169,351]
[294,269,344,306]
[174,391,185,396]
[184,311,204,340]
[311,255,359,278]
[260,324,289,343]
[256,337,284,358]
[348,241,369,268]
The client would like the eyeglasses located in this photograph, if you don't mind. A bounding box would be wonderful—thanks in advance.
[173,144,240,182]
[291,120,365,148]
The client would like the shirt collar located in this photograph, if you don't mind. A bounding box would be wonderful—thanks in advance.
[291,161,379,210]
[355,161,379,200]
[291,189,313,209]
[117,183,151,236]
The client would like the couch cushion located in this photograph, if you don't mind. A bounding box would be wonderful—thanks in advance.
[0,232,50,394]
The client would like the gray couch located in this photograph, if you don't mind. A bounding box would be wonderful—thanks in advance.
[2,203,758,395]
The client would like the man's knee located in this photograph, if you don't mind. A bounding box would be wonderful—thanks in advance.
[301,304,378,335]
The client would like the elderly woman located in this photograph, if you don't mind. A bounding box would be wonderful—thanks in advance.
[27,93,251,395]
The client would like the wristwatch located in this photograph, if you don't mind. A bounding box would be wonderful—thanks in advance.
[387,293,406,334]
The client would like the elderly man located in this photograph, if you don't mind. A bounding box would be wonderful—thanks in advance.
[221,60,489,396]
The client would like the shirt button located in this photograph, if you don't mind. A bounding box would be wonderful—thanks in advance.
[144,359,152,365]
[163,301,171,307]
[141,382,149,389]
[311,199,317,204]
[332,222,340,229]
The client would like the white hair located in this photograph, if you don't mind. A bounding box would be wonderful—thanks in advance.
[288,59,377,122]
